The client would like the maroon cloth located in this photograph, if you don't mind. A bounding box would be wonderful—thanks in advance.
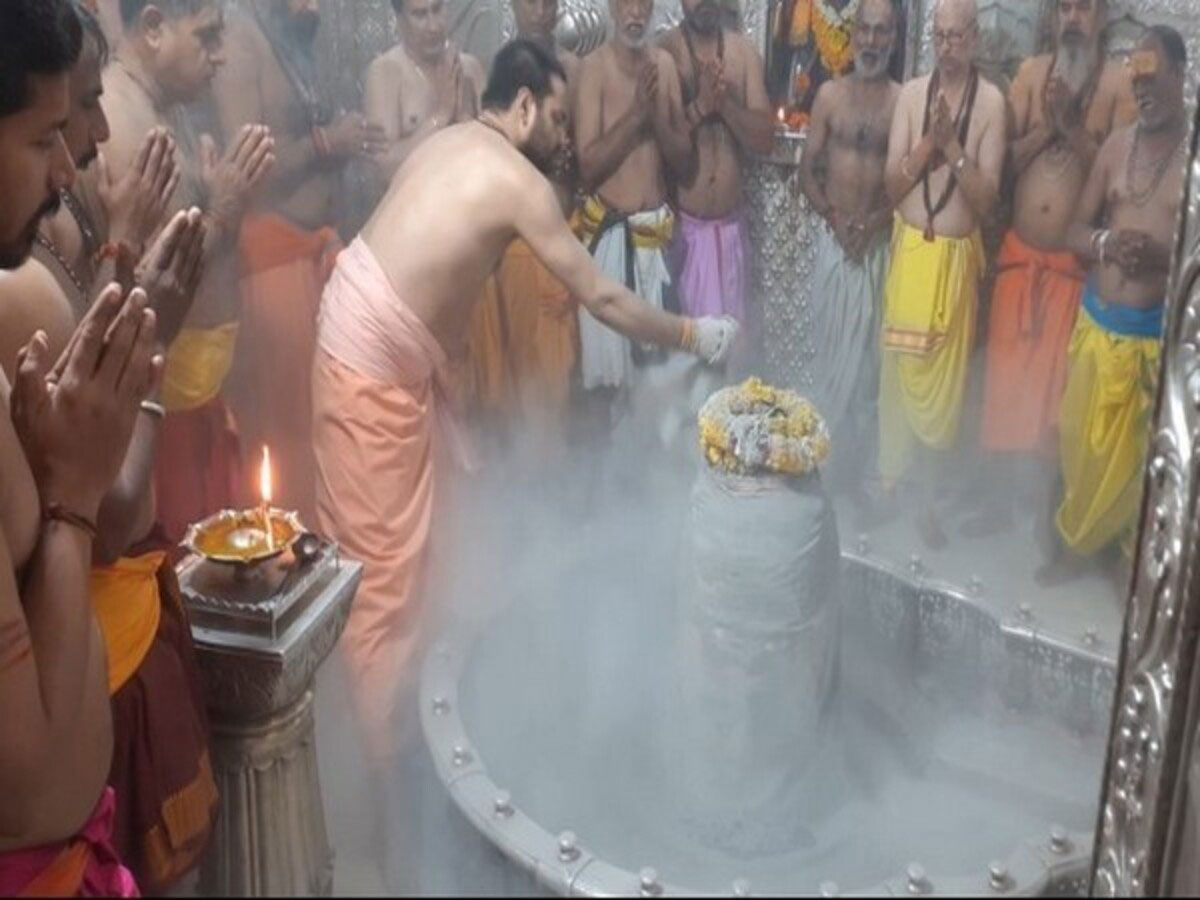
[107,561,217,894]
[153,397,245,543]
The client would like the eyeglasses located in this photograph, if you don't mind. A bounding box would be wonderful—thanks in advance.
[932,26,975,47]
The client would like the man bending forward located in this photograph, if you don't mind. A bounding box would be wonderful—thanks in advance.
[312,39,736,775]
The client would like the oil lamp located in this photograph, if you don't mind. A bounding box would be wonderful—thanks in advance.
[182,444,303,566]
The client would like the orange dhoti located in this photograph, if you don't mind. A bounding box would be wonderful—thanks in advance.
[980,230,1084,453]
[496,239,577,459]
[92,555,217,894]
[313,237,470,765]
[154,324,244,543]
[235,214,341,526]
[461,275,512,417]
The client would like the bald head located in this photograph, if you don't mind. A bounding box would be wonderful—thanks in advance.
[934,0,977,25]
[932,0,977,76]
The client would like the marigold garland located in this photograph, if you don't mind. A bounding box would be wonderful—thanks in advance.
[812,0,857,77]
[698,378,831,477]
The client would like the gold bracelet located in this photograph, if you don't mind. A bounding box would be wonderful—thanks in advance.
[680,318,697,353]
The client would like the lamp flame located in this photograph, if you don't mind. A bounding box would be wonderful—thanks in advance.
[259,446,275,551]
[259,445,273,505]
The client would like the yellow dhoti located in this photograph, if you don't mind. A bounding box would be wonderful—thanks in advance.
[155,324,244,541]
[878,217,982,486]
[1055,287,1162,556]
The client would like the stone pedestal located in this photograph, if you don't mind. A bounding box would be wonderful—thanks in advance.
[177,543,362,897]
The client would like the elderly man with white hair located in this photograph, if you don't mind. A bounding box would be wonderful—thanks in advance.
[875,0,1007,547]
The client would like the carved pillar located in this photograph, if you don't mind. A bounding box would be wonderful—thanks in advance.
[179,547,363,897]
[204,691,331,895]
[745,148,819,391]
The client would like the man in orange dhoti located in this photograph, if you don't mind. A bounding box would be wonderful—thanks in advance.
[497,239,579,460]
[461,239,579,457]
[461,274,514,426]
[312,42,735,889]
[213,1,379,525]
[969,0,1135,536]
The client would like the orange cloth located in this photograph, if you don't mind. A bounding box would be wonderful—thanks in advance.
[234,214,341,527]
[153,398,244,543]
[462,275,512,416]
[496,239,578,457]
[90,554,164,695]
[980,230,1083,453]
[107,559,216,894]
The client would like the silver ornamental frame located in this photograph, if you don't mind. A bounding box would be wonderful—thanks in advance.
[1092,47,1200,900]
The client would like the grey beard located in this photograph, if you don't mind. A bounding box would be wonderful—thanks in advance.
[1054,42,1092,93]
[854,52,889,79]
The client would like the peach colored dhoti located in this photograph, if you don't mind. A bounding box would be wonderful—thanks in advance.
[312,237,468,765]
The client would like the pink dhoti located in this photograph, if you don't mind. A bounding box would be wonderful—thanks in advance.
[0,788,139,897]
[670,209,748,321]
[312,237,466,765]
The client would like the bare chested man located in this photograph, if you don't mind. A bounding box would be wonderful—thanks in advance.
[0,4,216,889]
[0,1,159,890]
[105,0,275,541]
[800,0,899,499]
[364,0,487,178]
[574,0,693,395]
[213,0,383,526]
[1040,26,1186,586]
[969,0,1135,537]
[879,0,1005,547]
[311,40,735,884]
[659,0,772,327]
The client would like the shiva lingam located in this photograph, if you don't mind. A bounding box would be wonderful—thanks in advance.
[177,446,362,897]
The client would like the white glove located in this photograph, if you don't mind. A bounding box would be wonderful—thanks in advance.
[686,315,739,366]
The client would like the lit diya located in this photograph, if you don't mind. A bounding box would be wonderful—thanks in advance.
[183,445,304,565]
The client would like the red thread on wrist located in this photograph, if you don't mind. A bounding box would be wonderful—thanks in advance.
[44,502,98,540]
[93,240,138,273]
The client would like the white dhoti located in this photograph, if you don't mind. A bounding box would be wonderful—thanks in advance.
[809,223,889,486]
[576,197,675,391]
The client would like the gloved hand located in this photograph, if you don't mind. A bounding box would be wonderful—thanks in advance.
[683,315,739,365]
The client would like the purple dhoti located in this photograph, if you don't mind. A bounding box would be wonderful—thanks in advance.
[672,209,748,321]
